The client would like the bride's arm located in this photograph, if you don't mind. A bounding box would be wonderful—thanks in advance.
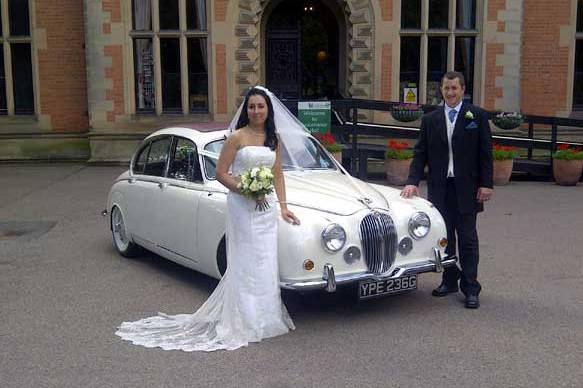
[216,135,241,192]
[273,143,300,225]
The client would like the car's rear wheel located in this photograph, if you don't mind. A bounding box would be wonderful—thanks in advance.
[111,206,141,258]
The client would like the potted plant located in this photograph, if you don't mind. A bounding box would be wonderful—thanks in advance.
[385,140,413,185]
[315,132,343,163]
[492,111,524,130]
[552,144,583,186]
[390,103,424,123]
[492,144,518,185]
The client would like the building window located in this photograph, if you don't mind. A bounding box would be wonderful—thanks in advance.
[131,0,208,115]
[399,0,478,105]
[574,0,583,110]
[0,0,35,116]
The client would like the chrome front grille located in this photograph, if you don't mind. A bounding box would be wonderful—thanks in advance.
[360,211,397,274]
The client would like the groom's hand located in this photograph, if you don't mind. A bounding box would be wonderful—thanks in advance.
[401,185,419,198]
[477,187,493,203]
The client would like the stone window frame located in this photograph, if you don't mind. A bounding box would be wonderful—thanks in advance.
[573,0,583,111]
[398,0,483,104]
[0,0,37,117]
[126,0,212,116]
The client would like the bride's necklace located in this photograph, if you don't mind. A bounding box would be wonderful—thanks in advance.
[247,128,264,137]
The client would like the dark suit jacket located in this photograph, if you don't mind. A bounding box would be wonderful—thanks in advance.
[406,102,493,214]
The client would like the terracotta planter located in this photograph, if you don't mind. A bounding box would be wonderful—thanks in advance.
[384,158,412,186]
[493,159,513,185]
[553,159,583,186]
[331,151,343,164]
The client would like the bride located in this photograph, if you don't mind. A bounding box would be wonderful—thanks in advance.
[115,86,301,352]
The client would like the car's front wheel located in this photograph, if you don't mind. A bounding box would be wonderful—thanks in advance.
[111,206,141,258]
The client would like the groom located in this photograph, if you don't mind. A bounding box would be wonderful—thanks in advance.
[401,71,493,309]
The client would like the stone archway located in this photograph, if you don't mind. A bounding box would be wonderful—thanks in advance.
[233,0,374,103]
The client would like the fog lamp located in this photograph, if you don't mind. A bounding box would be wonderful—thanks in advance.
[398,237,413,255]
[343,246,361,264]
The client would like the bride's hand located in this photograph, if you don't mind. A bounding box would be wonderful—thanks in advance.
[281,208,300,225]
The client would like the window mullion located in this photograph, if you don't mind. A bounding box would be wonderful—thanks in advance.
[3,40,14,114]
[152,0,162,115]
[448,0,455,71]
[1,0,12,114]
[1,0,9,37]
[420,0,429,103]
[180,36,188,115]
[179,0,188,115]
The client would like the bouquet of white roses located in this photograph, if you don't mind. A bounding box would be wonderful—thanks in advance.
[237,167,275,211]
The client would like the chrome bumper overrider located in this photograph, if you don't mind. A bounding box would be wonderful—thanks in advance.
[280,250,457,292]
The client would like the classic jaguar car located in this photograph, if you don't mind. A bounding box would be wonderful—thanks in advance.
[104,124,457,300]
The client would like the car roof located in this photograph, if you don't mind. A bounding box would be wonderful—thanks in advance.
[144,124,229,147]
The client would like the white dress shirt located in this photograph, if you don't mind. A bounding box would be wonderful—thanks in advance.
[444,100,463,177]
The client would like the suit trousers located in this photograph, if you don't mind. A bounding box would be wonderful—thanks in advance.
[442,178,482,296]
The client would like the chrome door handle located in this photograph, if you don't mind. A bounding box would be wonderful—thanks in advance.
[158,182,168,190]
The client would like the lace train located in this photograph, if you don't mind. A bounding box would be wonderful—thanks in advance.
[116,146,295,351]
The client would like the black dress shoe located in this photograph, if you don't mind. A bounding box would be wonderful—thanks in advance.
[431,283,459,297]
[465,294,480,309]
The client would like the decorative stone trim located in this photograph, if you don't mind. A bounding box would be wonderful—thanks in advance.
[233,0,374,103]
[485,0,522,111]
[215,0,229,22]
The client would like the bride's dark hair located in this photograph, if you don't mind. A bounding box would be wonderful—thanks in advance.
[235,87,278,151]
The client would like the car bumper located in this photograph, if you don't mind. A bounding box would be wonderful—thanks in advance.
[280,248,457,292]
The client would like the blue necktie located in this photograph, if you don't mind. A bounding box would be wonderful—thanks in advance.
[448,109,457,124]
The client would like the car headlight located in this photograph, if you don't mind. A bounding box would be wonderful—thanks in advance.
[321,224,346,252]
[408,212,431,239]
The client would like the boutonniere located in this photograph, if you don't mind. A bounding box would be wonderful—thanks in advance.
[464,110,475,120]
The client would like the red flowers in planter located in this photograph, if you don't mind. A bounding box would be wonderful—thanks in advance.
[554,144,583,160]
[315,132,342,153]
[492,143,518,160]
[386,140,413,160]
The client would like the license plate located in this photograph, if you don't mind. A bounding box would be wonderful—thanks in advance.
[358,274,418,300]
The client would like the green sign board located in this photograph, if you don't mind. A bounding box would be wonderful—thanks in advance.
[298,101,331,134]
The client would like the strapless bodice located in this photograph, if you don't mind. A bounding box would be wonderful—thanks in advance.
[232,146,276,176]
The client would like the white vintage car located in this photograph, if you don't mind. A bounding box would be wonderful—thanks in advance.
[105,124,456,300]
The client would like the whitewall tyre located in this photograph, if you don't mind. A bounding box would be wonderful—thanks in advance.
[111,206,141,258]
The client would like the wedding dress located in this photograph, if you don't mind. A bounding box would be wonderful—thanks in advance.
[116,146,295,351]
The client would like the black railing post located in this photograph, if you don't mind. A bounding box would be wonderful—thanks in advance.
[351,100,358,175]
[527,119,534,160]
[550,118,558,180]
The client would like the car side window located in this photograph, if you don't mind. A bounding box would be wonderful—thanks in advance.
[168,138,203,182]
[144,137,171,177]
[203,139,224,180]
[133,143,150,174]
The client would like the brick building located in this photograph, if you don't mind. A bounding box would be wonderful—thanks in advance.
[0,0,582,162]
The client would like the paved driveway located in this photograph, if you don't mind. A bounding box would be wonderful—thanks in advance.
[1,164,582,388]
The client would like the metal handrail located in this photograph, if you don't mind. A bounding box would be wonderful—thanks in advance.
[281,98,583,179]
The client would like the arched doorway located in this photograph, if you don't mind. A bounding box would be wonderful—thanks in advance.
[264,0,344,100]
